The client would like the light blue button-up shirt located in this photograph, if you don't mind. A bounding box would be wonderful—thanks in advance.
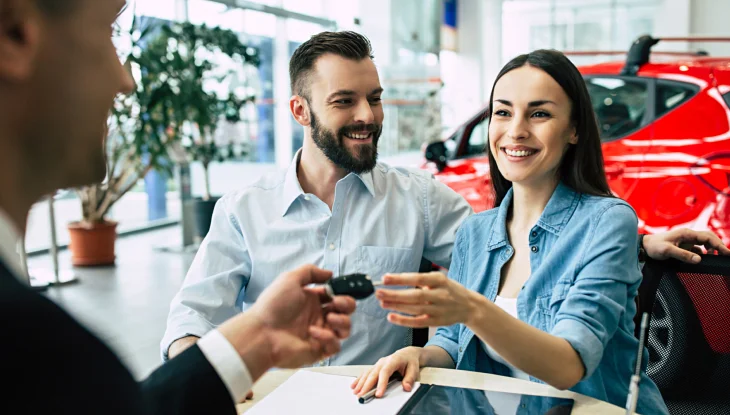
[426,183,669,415]
[162,152,473,365]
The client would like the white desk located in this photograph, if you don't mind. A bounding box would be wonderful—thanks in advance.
[237,366,628,414]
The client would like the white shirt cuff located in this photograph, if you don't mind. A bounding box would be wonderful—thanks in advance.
[197,329,253,403]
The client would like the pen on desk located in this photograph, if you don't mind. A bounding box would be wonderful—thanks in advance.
[358,373,403,404]
[625,312,649,415]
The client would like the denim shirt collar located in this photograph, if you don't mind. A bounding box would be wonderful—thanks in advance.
[487,182,582,251]
[280,150,376,217]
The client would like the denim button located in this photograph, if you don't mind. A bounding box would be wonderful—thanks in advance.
[531,231,537,237]
[531,246,539,253]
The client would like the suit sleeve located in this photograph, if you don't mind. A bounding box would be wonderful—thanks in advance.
[140,344,237,415]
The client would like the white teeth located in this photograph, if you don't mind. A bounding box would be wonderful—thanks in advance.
[347,133,370,140]
[504,149,536,157]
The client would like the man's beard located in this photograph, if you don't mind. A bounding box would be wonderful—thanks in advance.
[310,109,381,174]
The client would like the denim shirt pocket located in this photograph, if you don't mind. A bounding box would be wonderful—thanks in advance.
[357,245,416,317]
[536,280,572,330]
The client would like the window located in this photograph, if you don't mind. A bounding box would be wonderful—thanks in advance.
[586,77,649,141]
[655,81,698,119]
[454,113,490,158]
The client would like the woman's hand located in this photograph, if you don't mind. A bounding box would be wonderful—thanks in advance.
[351,347,422,398]
[375,272,483,328]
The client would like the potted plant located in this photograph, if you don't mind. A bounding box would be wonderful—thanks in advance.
[184,90,256,240]
[68,19,259,266]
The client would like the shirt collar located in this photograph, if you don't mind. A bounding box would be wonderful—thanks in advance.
[280,150,306,217]
[0,208,26,279]
[280,150,377,217]
[488,182,581,250]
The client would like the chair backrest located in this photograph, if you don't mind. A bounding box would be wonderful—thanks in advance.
[411,258,437,347]
[637,255,730,414]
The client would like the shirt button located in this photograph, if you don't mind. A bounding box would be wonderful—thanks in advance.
[531,246,539,253]
[304,195,311,201]
[531,231,537,237]
[329,243,336,250]
[458,347,463,353]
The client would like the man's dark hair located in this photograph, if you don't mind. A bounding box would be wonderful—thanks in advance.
[289,31,374,100]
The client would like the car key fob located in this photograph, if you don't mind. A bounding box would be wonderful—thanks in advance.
[325,273,380,300]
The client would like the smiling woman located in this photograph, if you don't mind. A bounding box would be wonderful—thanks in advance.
[487,50,612,206]
[352,49,671,415]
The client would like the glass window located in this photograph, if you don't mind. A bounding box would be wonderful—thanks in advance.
[586,77,649,141]
[136,0,178,20]
[656,81,698,119]
[466,117,489,156]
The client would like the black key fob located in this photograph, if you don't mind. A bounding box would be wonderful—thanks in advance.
[325,273,376,300]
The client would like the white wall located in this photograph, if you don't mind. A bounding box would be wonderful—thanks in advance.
[690,0,730,56]
[652,0,730,55]
[440,0,502,132]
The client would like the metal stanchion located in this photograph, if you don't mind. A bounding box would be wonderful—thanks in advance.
[154,144,199,253]
[29,194,78,286]
[18,236,49,292]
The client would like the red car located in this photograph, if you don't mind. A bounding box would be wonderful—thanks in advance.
[422,35,730,391]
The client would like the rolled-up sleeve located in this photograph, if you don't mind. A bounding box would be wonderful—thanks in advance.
[551,203,641,379]
[161,195,252,360]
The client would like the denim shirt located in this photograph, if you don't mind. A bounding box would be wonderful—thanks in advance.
[426,183,669,415]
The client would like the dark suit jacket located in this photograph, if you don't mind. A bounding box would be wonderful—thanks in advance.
[0,261,236,415]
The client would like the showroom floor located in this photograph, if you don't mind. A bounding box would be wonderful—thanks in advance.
[30,227,192,379]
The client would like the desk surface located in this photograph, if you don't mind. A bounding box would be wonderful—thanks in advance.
[236,366,627,414]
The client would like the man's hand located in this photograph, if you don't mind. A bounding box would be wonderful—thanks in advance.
[644,229,730,263]
[217,265,356,380]
[249,264,356,368]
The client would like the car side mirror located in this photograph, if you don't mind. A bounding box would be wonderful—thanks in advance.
[424,141,448,172]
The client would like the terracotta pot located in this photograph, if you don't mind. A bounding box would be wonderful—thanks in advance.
[67,221,117,266]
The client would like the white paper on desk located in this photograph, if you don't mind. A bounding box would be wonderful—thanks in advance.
[246,370,420,415]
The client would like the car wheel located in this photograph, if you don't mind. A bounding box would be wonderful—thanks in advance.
[646,276,713,392]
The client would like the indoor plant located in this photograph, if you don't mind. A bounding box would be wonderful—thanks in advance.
[68,18,259,266]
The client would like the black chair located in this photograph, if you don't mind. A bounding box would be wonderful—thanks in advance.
[637,255,730,414]
[411,258,437,348]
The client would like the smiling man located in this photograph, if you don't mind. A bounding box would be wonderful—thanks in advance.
[163,31,474,367]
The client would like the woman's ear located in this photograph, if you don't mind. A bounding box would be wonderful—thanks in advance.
[569,126,578,145]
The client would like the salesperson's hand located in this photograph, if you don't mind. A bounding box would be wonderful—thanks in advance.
[218,264,357,380]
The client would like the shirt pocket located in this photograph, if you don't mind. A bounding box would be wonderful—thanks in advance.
[536,280,572,329]
[357,245,416,318]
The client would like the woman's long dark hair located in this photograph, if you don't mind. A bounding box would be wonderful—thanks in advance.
[488,49,612,206]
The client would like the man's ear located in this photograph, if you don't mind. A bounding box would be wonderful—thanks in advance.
[290,95,311,127]
[0,0,42,82]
